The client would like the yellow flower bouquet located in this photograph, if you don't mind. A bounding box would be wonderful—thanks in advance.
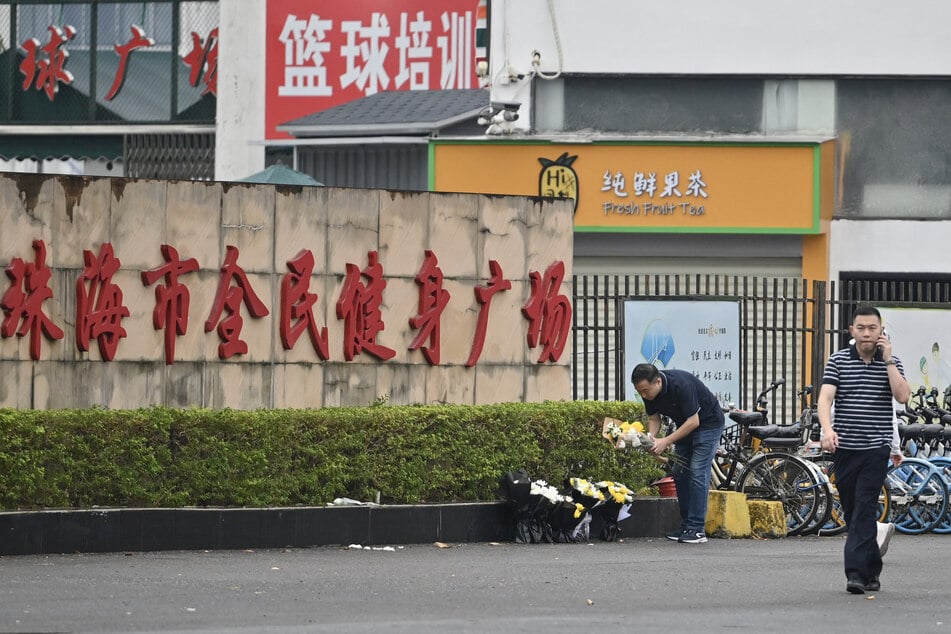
[601,417,688,468]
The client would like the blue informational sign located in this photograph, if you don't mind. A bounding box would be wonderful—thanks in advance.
[623,298,741,407]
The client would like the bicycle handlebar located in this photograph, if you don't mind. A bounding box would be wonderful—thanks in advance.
[756,378,784,400]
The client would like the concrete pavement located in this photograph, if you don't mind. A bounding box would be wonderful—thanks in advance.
[2,532,949,633]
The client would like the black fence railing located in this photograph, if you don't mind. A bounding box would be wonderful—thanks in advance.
[571,273,951,425]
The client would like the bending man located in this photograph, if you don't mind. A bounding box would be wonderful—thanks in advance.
[632,363,725,544]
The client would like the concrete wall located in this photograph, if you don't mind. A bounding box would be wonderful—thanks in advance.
[0,173,573,409]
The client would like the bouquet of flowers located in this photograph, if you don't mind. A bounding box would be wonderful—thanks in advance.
[601,417,688,468]
[566,476,606,509]
[501,471,554,543]
[501,472,604,543]
[547,477,604,543]
[546,497,592,543]
[594,480,635,541]
[501,471,590,543]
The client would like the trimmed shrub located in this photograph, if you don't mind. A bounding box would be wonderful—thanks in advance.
[0,401,662,509]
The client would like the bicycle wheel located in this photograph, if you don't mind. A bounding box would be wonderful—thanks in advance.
[736,453,821,536]
[799,459,833,535]
[886,459,949,535]
[925,457,951,534]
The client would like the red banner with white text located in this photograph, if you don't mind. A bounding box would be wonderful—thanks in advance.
[266,0,479,140]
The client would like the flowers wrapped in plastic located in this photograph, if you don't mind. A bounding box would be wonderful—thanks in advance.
[500,471,553,543]
[501,472,614,543]
[500,471,577,543]
[543,477,605,543]
[601,417,688,469]
[594,480,634,541]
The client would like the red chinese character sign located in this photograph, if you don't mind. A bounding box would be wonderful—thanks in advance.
[1,174,575,409]
[106,25,155,101]
[19,25,77,102]
[12,11,215,116]
[408,250,451,365]
[205,246,270,359]
[521,261,572,363]
[1,240,65,360]
[466,260,511,367]
[280,249,330,359]
[266,0,479,139]
[76,243,131,361]
[141,244,200,365]
[182,27,219,96]
[336,251,396,362]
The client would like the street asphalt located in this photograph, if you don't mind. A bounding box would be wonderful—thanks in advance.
[2,532,949,633]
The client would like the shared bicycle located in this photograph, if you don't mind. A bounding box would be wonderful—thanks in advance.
[713,379,830,536]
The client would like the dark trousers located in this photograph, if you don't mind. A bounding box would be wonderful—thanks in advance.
[833,445,890,583]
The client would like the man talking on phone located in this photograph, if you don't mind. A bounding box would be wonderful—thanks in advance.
[818,304,911,594]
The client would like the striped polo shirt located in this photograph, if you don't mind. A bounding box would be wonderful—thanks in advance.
[821,345,905,450]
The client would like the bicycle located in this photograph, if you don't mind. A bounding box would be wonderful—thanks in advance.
[888,394,951,534]
[713,379,827,536]
[752,383,834,536]
[776,385,834,535]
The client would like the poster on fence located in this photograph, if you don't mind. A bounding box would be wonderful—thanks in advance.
[622,298,740,407]
[879,306,951,395]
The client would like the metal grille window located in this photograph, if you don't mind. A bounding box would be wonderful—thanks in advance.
[124,131,213,180]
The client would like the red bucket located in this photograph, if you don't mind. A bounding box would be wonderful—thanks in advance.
[652,476,678,498]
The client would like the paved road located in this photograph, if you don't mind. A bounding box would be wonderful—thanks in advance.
[2,533,949,633]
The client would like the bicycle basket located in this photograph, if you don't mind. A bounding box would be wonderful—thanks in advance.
[721,423,743,450]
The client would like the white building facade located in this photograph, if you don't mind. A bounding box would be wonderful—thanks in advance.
[474,0,951,284]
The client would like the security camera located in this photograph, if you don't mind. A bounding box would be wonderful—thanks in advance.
[477,101,521,134]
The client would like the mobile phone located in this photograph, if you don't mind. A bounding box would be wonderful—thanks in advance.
[874,328,888,361]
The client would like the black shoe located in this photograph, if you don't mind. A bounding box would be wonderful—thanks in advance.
[866,576,880,592]
[846,578,866,594]
[678,530,708,544]
[665,530,682,542]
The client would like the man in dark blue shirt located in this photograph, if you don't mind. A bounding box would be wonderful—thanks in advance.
[632,363,725,543]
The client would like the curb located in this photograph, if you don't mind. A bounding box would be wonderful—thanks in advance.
[0,498,681,556]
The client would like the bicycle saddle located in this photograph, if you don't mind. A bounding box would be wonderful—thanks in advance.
[898,423,925,438]
[728,411,764,426]
[750,423,803,449]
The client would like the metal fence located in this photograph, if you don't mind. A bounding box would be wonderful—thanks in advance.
[124,131,214,179]
[571,273,951,425]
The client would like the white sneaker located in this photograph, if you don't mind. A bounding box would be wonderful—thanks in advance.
[876,521,895,557]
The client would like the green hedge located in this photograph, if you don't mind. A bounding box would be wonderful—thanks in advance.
[0,401,662,510]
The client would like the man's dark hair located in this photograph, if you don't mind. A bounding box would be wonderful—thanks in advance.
[631,363,661,385]
[852,304,882,322]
